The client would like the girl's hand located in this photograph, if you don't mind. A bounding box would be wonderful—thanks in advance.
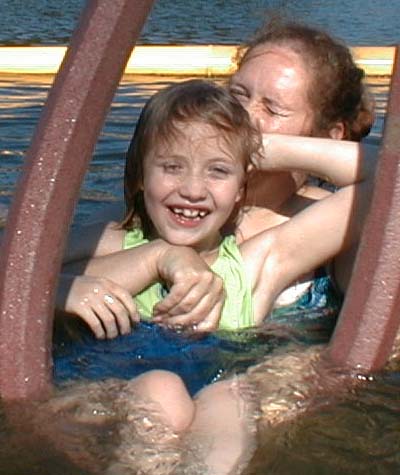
[57,275,138,339]
[153,246,225,332]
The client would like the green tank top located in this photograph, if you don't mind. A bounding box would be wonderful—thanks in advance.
[123,229,254,330]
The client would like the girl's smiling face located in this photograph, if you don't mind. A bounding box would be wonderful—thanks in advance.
[142,120,246,252]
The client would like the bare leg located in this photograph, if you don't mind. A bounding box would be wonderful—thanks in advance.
[108,371,257,475]
[187,377,258,475]
[127,369,195,432]
[108,371,195,475]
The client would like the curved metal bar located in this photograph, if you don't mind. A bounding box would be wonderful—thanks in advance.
[328,46,400,372]
[0,0,155,401]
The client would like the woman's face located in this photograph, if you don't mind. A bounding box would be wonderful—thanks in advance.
[229,44,315,136]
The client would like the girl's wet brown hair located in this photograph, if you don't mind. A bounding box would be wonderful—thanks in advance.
[237,19,374,141]
[122,79,261,236]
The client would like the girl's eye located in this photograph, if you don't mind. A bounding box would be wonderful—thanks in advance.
[162,163,182,173]
[209,166,231,177]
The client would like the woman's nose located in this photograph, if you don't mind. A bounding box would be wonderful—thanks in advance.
[244,99,264,130]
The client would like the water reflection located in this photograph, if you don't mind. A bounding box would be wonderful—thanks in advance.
[1,0,399,46]
[250,369,400,474]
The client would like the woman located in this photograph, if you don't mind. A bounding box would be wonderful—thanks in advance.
[228,20,375,293]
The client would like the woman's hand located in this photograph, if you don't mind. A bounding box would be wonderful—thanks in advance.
[153,246,225,332]
[56,274,138,339]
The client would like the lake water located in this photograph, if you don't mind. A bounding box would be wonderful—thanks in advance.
[0,1,399,474]
[1,0,399,46]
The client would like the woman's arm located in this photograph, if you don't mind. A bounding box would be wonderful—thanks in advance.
[240,178,372,323]
[256,135,377,294]
[255,134,377,186]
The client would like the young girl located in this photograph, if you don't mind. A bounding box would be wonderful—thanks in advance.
[57,78,259,336]
[55,78,374,474]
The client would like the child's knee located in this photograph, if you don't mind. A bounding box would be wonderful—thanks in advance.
[131,370,195,432]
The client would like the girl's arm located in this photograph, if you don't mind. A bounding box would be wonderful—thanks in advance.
[57,237,171,338]
[255,134,377,186]
[57,239,224,337]
[240,178,372,324]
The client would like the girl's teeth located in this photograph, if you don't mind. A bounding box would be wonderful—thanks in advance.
[172,207,207,218]
[183,209,198,218]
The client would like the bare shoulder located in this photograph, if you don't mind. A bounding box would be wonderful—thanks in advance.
[236,206,288,243]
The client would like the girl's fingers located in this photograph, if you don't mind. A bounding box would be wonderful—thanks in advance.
[108,286,139,324]
[154,274,223,319]
[195,300,225,332]
[153,281,203,317]
[155,287,224,331]
[101,296,132,336]
[78,307,106,340]
[83,297,135,340]
[92,302,120,339]
[64,275,138,339]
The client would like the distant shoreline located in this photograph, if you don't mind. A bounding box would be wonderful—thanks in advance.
[0,45,395,77]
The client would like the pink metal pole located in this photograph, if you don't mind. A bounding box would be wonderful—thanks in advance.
[0,0,155,401]
[328,46,400,372]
